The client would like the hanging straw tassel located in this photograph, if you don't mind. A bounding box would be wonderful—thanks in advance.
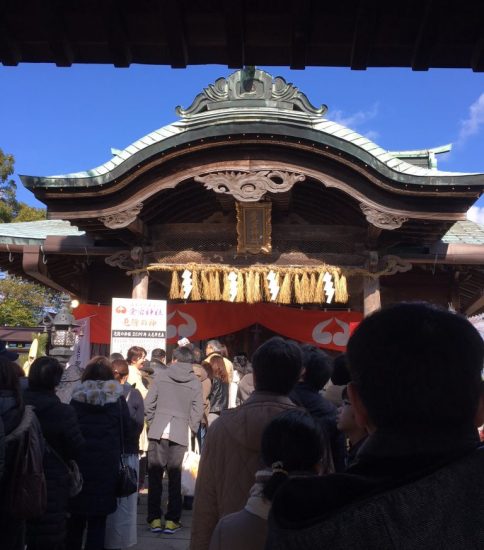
[334,271,349,303]
[169,270,181,299]
[253,271,262,302]
[315,271,325,303]
[222,272,231,302]
[210,271,222,301]
[201,270,212,300]
[191,270,201,301]
[300,272,310,303]
[277,273,292,304]
[294,274,303,304]
[309,272,317,302]
[235,272,245,302]
[245,272,255,304]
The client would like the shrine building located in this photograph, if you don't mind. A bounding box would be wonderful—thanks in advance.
[1,69,483,352]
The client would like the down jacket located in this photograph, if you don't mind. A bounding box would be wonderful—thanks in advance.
[23,388,85,547]
[69,380,130,516]
[190,391,297,550]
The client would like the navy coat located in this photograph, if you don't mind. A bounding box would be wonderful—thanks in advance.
[69,380,130,516]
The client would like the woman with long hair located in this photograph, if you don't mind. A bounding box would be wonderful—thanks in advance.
[126,346,149,491]
[209,409,331,550]
[24,356,84,550]
[104,359,144,550]
[205,355,229,426]
[66,356,130,550]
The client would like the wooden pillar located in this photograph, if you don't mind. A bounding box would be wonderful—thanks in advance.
[132,270,149,299]
[363,276,381,316]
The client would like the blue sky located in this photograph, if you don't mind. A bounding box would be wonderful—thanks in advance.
[1,64,484,221]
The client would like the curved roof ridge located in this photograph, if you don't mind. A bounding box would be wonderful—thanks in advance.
[21,107,481,185]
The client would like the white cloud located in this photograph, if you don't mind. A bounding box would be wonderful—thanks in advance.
[467,205,484,225]
[331,103,379,128]
[364,130,380,141]
[458,93,484,145]
[436,151,452,164]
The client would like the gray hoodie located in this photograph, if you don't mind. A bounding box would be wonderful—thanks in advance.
[144,361,203,446]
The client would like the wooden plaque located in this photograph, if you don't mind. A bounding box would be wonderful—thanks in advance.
[236,201,272,254]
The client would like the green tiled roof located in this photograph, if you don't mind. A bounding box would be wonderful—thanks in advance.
[33,115,474,183]
[20,71,484,191]
[442,220,484,245]
[0,220,84,245]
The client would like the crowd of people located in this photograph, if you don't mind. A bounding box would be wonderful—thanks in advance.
[0,302,483,550]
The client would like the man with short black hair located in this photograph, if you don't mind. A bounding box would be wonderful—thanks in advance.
[290,344,346,471]
[191,336,302,550]
[141,348,167,389]
[150,348,166,367]
[145,345,203,535]
[268,303,484,549]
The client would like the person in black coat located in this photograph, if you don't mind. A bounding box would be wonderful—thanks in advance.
[0,358,28,550]
[290,345,346,472]
[23,356,85,550]
[66,356,130,550]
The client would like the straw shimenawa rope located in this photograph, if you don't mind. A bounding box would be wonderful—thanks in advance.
[157,263,348,304]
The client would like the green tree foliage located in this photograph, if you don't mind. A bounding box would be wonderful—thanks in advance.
[15,204,46,222]
[0,276,59,327]
[0,148,46,222]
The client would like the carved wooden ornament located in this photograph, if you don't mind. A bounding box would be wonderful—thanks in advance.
[105,246,144,270]
[360,204,408,230]
[99,203,143,229]
[195,171,305,202]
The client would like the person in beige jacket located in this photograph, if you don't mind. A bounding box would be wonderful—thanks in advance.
[208,409,331,550]
[190,337,302,550]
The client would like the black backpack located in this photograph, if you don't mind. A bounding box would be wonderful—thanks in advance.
[6,406,47,519]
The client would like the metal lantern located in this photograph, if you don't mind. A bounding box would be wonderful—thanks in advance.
[44,294,80,365]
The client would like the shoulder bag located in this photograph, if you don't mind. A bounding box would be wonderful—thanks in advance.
[116,397,138,497]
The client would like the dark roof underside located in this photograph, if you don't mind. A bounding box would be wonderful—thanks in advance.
[3,0,484,70]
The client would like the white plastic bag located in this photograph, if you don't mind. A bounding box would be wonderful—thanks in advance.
[181,430,200,496]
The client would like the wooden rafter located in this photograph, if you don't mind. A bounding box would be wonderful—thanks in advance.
[290,0,311,70]
[0,1,20,66]
[350,0,376,71]
[42,0,74,67]
[465,293,484,316]
[225,0,245,68]
[160,1,187,69]
[411,0,437,71]
[471,4,484,72]
[102,0,132,68]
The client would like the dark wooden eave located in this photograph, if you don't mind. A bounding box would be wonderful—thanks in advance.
[2,1,484,70]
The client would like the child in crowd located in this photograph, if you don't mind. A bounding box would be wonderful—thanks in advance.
[208,409,331,550]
